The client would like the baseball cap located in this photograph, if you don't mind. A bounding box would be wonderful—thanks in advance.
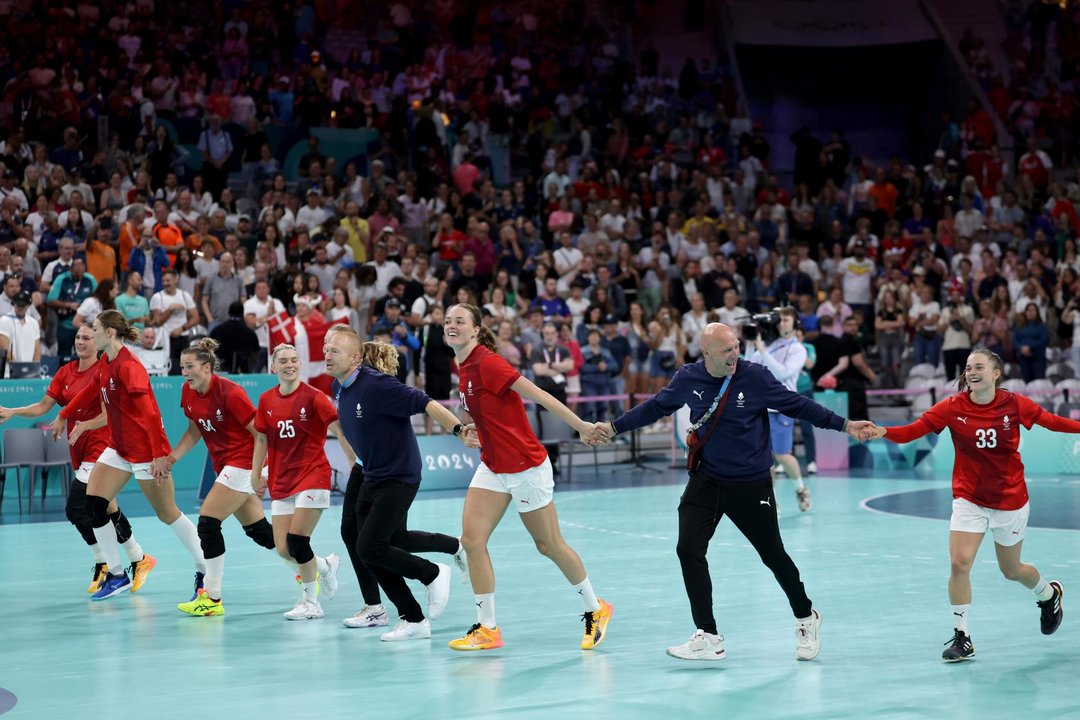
[380,226,395,234]
[238,214,252,222]
[602,315,618,325]
[1,169,14,180]
[852,238,866,248]
[13,291,31,306]
[385,298,403,309]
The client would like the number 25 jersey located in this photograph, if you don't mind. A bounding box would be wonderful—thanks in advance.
[254,382,338,499]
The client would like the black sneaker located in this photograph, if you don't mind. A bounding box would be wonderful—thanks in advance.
[1037,581,1064,635]
[942,629,975,662]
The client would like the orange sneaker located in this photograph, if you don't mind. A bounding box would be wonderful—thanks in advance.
[87,563,109,594]
[449,623,505,651]
[129,554,157,592]
[581,599,614,650]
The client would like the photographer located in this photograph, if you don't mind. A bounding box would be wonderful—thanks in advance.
[743,307,812,512]
[597,323,876,662]
[939,282,974,381]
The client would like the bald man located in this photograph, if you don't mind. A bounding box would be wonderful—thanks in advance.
[324,327,467,638]
[600,323,876,663]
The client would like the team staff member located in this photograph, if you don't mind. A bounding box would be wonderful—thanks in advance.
[252,343,352,621]
[0,323,153,594]
[445,304,613,652]
[52,310,206,602]
[865,348,1075,661]
[323,326,458,642]
[743,307,812,512]
[598,323,874,662]
[336,338,467,631]
[163,338,282,617]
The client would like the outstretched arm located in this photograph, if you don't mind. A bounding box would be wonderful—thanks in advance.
[1033,412,1080,433]
[863,418,936,443]
[510,375,596,443]
[0,395,58,422]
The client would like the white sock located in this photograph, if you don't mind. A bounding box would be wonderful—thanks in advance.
[793,475,806,490]
[92,524,123,577]
[90,543,106,564]
[951,604,970,633]
[572,577,601,613]
[475,593,496,628]
[302,581,318,602]
[1033,577,1055,601]
[169,514,207,572]
[121,538,144,563]
[315,555,329,575]
[205,553,225,600]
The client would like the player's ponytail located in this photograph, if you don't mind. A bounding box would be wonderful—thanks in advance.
[450,303,498,353]
[97,309,140,344]
[957,347,1005,393]
[181,337,221,372]
[363,341,400,376]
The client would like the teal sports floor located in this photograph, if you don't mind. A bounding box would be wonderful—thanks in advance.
[3,462,1080,719]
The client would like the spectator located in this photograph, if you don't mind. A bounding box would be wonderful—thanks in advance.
[0,291,41,376]
[1012,303,1049,382]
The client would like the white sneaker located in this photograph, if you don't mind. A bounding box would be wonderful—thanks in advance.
[452,540,471,585]
[795,610,821,660]
[773,463,786,475]
[426,562,451,619]
[796,485,812,512]
[381,618,432,642]
[321,554,340,601]
[666,629,726,661]
[343,604,389,628]
[806,461,817,475]
[283,598,324,621]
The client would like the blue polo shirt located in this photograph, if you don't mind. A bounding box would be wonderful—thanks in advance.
[613,360,846,481]
[333,365,432,484]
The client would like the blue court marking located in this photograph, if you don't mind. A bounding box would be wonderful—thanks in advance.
[862,483,1080,531]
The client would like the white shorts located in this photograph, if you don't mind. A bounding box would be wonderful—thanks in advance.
[469,457,554,513]
[271,488,331,516]
[96,447,154,481]
[213,465,255,494]
[74,461,95,483]
[950,498,1030,547]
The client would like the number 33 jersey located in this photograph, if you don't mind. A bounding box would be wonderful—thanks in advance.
[254,382,338,499]
[891,390,1045,510]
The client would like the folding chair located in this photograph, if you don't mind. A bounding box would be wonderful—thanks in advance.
[0,428,46,514]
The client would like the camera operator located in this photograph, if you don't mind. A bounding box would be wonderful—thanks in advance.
[743,307,812,512]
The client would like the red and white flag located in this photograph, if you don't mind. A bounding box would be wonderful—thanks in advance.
[268,311,296,349]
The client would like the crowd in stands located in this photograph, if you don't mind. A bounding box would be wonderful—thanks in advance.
[0,0,1077,430]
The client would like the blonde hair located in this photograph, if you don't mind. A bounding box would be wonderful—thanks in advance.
[271,343,299,363]
[96,309,140,343]
[181,337,221,371]
[362,341,399,375]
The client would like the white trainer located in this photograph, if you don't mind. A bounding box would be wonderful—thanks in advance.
[666,629,726,661]
[796,485,812,512]
[806,461,817,475]
[426,562,451,619]
[452,540,470,585]
[795,610,821,660]
[284,598,324,621]
[381,618,432,642]
[343,604,390,628]
[321,554,341,601]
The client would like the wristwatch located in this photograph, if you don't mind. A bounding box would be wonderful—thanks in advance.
[452,423,464,437]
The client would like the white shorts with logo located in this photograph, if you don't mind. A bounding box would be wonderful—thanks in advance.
[469,457,554,513]
[950,498,1029,547]
[96,447,154,481]
[214,465,255,494]
[75,461,95,483]
[271,488,332,516]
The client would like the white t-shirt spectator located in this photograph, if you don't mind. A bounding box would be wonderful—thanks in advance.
[837,257,876,305]
[150,288,197,339]
[243,295,285,349]
[0,313,41,372]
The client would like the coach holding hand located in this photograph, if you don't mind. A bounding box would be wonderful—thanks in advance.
[596,323,875,663]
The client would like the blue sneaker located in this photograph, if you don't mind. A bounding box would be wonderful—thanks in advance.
[91,572,132,601]
[189,572,206,602]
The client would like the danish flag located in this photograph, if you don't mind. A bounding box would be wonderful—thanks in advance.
[268,311,296,348]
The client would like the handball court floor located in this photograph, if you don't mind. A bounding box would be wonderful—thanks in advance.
[3,460,1080,719]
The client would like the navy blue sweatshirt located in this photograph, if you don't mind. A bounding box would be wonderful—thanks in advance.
[613,360,847,481]
[333,365,432,484]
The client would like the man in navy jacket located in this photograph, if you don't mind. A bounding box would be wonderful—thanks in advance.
[599,323,875,663]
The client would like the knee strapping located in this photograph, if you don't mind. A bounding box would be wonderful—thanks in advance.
[197,516,226,559]
[109,510,133,544]
[86,495,111,528]
[286,533,314,565]
[242,519,276,550]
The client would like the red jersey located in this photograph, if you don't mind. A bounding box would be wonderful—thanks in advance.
[46,359,111,467]
[61,346,170,463]
[254,382,337,499]
[457,345,548,474]
[884,390,1080,510]
[181,375,257,473]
